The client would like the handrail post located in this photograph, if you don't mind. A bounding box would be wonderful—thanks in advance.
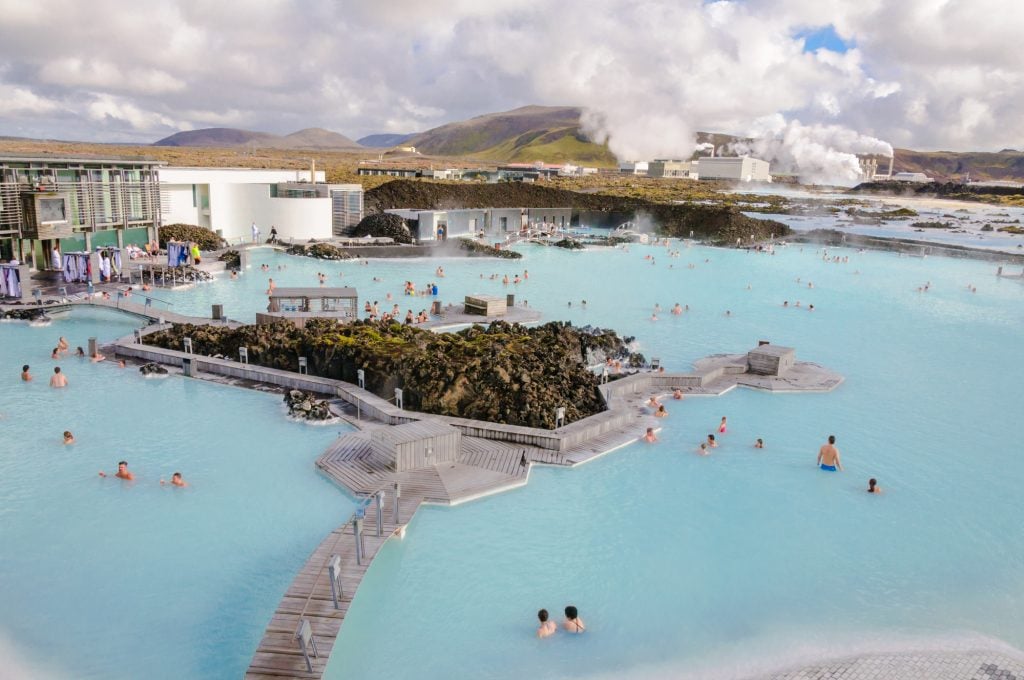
[375,491,384,537]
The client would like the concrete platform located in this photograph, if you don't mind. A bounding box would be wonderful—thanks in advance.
[756,650,1024,680]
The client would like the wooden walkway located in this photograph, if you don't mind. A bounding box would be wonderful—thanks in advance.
[245,494,424,679]
[71,296,213,325]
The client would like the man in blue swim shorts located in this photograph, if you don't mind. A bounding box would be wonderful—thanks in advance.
[817,435,843,471]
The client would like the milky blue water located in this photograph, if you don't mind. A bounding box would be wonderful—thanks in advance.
[295,243,1022,678]
[0,307,355,680]
[4,241,1024,679]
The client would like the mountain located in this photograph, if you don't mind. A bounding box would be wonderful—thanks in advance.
[892,148,1024,182]
[408,105,617,166]
[154,128,278,147]
[357,133,417,148]
[154,127,362,150]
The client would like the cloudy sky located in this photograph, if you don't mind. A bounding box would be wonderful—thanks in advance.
[1,0,1022,160]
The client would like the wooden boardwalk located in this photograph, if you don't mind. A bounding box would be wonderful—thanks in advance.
[245,494,423,679]
[71,296,216,325]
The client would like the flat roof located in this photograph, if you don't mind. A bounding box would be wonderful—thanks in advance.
[0,152,164,166]
[269,287,357,298]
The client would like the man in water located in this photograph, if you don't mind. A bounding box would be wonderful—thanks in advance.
[562,605,586,633]
[536,609,556,638]
[49,366,68,388]
[642,427,658,443]
[161,472,188,487]
[21,365,32,381]
[99,461,134,481]
[817,435,843,471]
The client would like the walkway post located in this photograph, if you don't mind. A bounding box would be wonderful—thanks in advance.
[353,516,363,565]
[327,554,343,609]
[375,490,384,537]
[393,482,401,524]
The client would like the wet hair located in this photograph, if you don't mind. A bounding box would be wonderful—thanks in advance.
[756,438,764,446]
[828,435,836,444]
[172,472,182,479]
[53,366,61,374]
[868,478,877,491]
[538,609,549,622]
[708,434,715,442]
[118,460,128,467]
[22,365,29,372]
[565,605,578,619]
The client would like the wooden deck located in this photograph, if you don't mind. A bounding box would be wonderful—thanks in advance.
[245,494,423,680]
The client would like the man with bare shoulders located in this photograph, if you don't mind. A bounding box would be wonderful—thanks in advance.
[562,605,586,633]
[817,435,842,472]
[21,365,32,381]
[49,366,68,388]
[99,460,134,481]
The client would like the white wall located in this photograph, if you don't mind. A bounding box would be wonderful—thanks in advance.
[209,184,332,243]
[162,184,203,227]
[696,157,771,182]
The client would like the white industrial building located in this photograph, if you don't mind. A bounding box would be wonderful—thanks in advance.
[695,156,771,182]
[890,172,932,183]
[385,207,572,242]
[619,161,649,175]
[159,167,363,243]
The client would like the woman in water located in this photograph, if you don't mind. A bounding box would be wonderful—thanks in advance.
[63,430,75,445]
[867,478,882,494]
[754,438,765,449]
[654,404,668,418]
[718,416,727,433]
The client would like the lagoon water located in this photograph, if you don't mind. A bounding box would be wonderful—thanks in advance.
[0,308,355,680]
[3,241,1024,679]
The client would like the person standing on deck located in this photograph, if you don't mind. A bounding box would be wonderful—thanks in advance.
[251,222,259,244]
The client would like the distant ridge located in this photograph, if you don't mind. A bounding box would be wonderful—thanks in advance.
[406,105,617,165]
[357,133,417,148]
[154,127,362,150]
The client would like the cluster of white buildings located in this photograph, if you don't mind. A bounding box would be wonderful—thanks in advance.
[618,156,772,182]
[160,167,363,243]
[385,207,572,241]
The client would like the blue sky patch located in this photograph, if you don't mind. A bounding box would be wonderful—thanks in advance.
[797,24,851,53]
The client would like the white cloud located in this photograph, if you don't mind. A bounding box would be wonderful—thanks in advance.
[0,83,60,114]
[0,0,1021,162]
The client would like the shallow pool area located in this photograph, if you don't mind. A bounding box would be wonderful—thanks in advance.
[0,308,355,680]
[305,244,1024,679]
[4,239,1024,680]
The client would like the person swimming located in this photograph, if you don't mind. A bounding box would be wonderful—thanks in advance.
[642,427,658,443]
[654,404,668,418]
[718,416,727,433]
[99,460,134,480]
[562,605,586,633]
[706,434,717,448]
[63,430,75,445]
[697,442,709,456]
[50,366,68,388]
[21,365,32,382]
[161,472,188,487]
[672,389,683,400]
[754,438,764,449]
[647,396,660,408]
[817,435,843,471]
[537,609,556,638]
[867,478,881,494]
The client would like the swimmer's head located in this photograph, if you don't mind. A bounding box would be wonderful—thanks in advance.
[828,435,836,444]
[22,365,28,372]
[868,478,877,491]
[565,605,578,620]
[708,434,715,442]
[53,366,61,374]
[118,461,128,470]
[172,472,182,481]
[63,431,73,439]
[538,609,549,622]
